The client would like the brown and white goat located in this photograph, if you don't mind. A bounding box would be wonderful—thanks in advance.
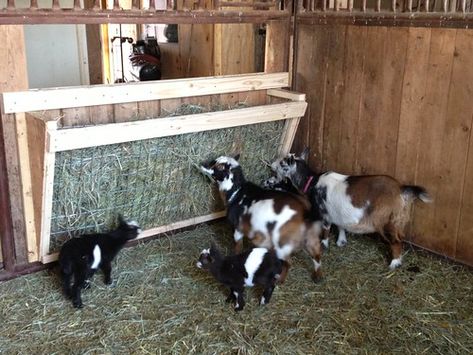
[199,155,323,283]
[270,149,432,269]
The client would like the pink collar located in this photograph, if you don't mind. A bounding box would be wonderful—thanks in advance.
[303,176,314,194]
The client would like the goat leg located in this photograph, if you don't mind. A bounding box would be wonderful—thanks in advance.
[101,261,113,285]
[260,283,276,305]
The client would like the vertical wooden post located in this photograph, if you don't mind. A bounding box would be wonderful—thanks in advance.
[0,25,29,269]
[15,113,39,262]
[39,121,58,263]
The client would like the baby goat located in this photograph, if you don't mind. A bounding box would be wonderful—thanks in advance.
[59,217,141,308]
[197,244,282,311]
[271,149,432,269]
[200,155,323,283]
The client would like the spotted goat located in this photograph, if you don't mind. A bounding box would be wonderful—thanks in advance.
[59,216,141,308]
[270,149,432,269]
[197,244,282,311]
[199,155,323,283]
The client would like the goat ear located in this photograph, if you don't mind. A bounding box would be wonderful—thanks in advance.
[301,147,310,162]
[233,153,241,161]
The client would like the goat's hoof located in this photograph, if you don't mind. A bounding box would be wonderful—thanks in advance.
[104,279,114,287]
[73,301,83,309]
[389,258,402,270]
[311,273,323,284]
[234,306,244,312]
[321,239,330,249]
[336,239,347,247]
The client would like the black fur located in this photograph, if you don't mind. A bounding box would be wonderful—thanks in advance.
[58,216,141,308]
[197,244,282,311]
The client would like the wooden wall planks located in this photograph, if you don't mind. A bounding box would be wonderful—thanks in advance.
[294,24,473,266]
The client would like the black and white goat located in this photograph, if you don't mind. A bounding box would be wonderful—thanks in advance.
[58,216,141,308]
[270,149,432,269]
[197,244,282,311]
[199,155,323,283]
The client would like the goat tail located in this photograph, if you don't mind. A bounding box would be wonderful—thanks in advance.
[401,185,432,203]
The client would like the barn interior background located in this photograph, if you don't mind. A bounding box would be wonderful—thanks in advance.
[0,0,473,281]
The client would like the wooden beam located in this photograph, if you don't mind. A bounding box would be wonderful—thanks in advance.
[279,117,301,156]
[40,211,227,264]
[15,113,39,262]
[297,11,473,28]
[0,9,290,25]
[2,72,289,114]
[48,101,308,152]
[267,88,306,101]
[39,122,59,261]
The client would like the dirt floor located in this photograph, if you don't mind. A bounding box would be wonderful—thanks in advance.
[1,221,472,354]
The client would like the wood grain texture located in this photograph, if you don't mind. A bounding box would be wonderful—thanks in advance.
[49,101,308,152]
[443,30,473,265]
[0,25,29,265]
[355,26,387,175]
[411,28,456,256]
[321,25,346,172]
[336,25,366,174]
[395,27,432,241]
[3,73,289,113]
[294,24,330,172]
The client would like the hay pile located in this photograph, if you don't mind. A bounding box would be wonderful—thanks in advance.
[1,222,472,353]
[50,103,285,252]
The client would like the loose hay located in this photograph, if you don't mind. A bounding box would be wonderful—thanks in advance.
[1,223,472,354]
[49,103,285,252]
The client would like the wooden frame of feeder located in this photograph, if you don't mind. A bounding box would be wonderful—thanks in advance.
[1,72,307,264]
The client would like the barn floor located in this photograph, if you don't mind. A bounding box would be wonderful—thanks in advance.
[1,222,472,354]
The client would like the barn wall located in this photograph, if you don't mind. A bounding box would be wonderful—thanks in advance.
[293,24,473,266]
[0,25,29,267]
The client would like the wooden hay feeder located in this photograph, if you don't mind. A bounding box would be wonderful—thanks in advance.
[1,72,307,264]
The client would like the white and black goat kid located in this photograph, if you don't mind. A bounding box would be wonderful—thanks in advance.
[271,149,432,270]
[59,216,141,308]
[197,244,282,311]
[199,155,323,283]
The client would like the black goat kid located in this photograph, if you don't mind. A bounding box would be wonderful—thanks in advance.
[59,217,141,308]
[197,244,282,311]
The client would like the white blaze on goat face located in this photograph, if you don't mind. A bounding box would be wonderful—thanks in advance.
[91,245,102,269]
[215,156,239,168]
[243,248,268,287]
[233,230,244,243]
[271,154,298,180]
[247,199,296,259]
[219,172,234,192]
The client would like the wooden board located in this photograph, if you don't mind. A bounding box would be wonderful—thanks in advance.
[48,101,308,152]
[411,28,456,257]
[355,26,387,175]
[439,29,473,265]
[0,25,29,266]
[15,113,39,262]
[321,25,347,172]
[294,24,330,171]
[2,72,290,114]
[41,211,227,264]
[377,27,408,176]
[394,27,432,241]
[336,25,366,174]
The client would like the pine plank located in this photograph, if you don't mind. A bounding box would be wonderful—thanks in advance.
[336,25,366,174]
[411,28,457,257]
[322,25,347,172]
[355,26,387,175]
